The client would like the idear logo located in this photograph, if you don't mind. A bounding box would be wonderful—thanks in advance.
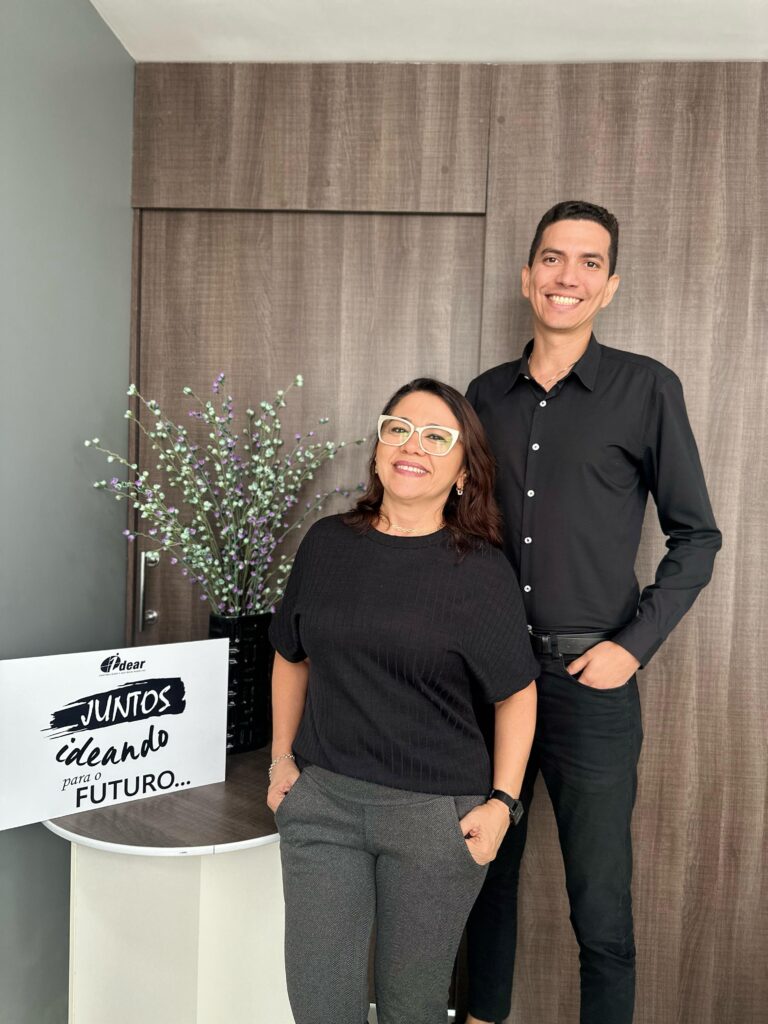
[100,652,147,674]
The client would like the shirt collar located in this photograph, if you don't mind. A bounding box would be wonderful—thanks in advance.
[506,334,601,393]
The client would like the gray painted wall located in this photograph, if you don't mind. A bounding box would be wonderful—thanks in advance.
[0,1,133,1021]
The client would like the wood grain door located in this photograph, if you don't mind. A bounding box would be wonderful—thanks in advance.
[131,209,486,645]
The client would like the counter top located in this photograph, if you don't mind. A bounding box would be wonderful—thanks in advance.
[44,748,277,857]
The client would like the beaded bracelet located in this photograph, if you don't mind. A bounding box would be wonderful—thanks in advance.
[268,753,295,782]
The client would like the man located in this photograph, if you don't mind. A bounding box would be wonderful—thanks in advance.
[464,200,721,1024]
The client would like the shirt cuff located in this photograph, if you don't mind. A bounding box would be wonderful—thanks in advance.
[612,620,664,668]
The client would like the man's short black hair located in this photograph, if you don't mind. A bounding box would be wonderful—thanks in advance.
[528,201,619,276]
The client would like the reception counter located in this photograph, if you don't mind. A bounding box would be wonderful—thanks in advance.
[45,749,292,1024]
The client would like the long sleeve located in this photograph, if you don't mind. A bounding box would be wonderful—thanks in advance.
[613,374,722,665]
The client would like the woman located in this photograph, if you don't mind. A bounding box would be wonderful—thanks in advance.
[267,378,538,1024]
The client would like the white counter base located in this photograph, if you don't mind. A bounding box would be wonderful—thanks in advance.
[68,839,294,1024]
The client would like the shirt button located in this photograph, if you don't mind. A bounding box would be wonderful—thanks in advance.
[523,585,532,593]
[527,489,535,497]
[524,537,532,544]
[539,400,547,407]
[531,443,540,451]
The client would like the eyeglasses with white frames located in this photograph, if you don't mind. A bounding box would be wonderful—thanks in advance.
[377,415,462,457]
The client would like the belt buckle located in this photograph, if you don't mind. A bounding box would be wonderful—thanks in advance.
[538,633,558,656]
[536,630,557,655]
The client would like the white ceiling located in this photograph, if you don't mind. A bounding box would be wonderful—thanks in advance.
[90,0,768,62]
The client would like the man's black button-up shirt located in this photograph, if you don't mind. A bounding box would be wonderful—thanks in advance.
[466,335,721,666]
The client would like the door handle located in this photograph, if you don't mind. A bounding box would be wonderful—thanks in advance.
[138,550,160,631]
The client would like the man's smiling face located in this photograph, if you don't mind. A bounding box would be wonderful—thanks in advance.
[521,218,620,337]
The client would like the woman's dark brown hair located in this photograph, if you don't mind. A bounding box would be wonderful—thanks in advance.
[343,378,503,555]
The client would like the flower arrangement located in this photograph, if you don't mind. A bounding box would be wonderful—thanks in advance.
[86,374,364,616]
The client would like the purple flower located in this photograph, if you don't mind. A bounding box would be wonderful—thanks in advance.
[170,557,178,565]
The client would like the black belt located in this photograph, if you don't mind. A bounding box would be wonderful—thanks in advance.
[528,629,617,657]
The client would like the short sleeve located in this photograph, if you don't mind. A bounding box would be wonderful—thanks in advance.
[462,548,540,703]
[268,532,312,663]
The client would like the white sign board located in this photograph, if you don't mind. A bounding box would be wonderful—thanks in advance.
[0,640,229,831]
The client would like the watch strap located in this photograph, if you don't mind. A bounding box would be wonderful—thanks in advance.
[488,788,524,826]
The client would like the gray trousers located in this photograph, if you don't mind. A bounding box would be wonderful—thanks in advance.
[276,765,487,1024]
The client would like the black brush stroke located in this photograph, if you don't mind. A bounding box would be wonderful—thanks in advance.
[45,678,186,737]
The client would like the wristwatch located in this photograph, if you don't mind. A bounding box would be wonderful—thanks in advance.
[487,788,524,826]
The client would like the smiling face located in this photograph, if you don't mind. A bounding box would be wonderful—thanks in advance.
[376,391,465,514]
[521,218,620,338]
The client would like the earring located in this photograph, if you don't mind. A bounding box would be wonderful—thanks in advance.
[456,485,464,496]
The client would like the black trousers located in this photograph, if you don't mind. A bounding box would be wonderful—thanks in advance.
[467,653,644,1024]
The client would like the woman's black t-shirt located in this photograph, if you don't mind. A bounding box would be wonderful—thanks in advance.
[268,514,539,795]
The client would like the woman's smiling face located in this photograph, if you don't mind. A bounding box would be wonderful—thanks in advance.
[376,391,465,511]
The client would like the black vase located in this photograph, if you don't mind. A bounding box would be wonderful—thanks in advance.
[208,613,274,754]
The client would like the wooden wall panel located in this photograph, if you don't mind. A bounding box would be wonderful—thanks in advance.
[129,60,767,1023]
[133,209,486,645]
[133,63,491,212]
[481,63,768,1024]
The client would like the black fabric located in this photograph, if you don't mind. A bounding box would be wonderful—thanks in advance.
[466,335,721,666]
[269,514,539,795]
[467,654,644,1024]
